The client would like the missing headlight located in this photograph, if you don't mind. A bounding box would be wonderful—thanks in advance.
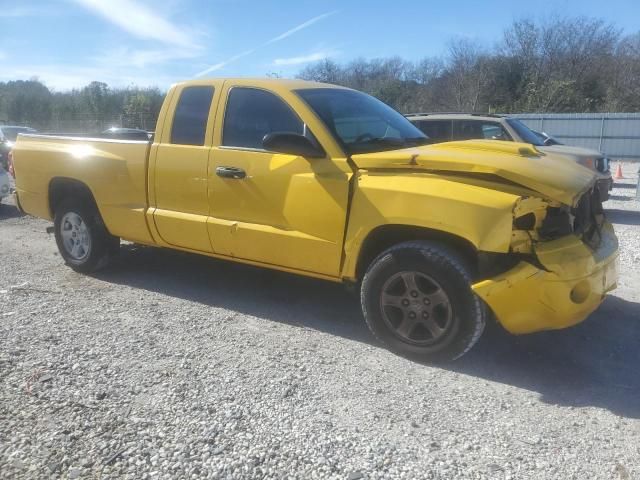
[514,213,536,231]
[538,206,573,240]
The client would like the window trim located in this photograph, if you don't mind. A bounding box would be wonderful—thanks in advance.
[221,86,311,152]
[170,85,215,146]
[218,145,271,154]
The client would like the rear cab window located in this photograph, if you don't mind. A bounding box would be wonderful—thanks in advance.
[171,86,215,145]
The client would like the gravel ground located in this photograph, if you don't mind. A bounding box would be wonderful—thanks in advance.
[1,165,639,480]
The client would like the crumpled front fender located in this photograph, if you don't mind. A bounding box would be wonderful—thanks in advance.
[473,223,618,334]
[341,172,523,280]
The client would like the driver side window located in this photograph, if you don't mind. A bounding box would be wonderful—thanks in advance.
[222,88,304,149]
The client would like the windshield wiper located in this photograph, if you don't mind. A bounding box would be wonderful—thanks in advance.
[356,137,406,146]
[351,136,431,153]
[356,137,430,147]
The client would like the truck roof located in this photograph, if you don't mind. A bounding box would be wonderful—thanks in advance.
[174,78,345,91]
[405,113,505,120]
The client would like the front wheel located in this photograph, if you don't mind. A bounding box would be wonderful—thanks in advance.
[54,199,119,273]
[361,241,485,362]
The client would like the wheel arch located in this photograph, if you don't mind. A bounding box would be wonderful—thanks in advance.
[354,224,479,281]
[48,177,99,219]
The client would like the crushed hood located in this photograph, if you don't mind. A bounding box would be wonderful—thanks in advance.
[350,140,597,206]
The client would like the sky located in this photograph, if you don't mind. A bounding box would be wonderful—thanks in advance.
[1,0,639,91]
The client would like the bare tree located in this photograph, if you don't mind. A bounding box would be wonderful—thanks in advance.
[444,38,490,111]
[607,33,640,111]
[501,16,620,111]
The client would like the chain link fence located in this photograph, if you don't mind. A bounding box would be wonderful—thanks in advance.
[511,113,640,162]
[1,113,157,134]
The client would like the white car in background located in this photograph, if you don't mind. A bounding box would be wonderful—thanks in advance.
[0,167,10,204]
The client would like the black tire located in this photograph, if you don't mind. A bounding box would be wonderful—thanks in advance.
[361,241,485,362]
[53,198,119,273]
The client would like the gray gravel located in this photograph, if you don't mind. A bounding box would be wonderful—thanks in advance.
[1,165,639,479]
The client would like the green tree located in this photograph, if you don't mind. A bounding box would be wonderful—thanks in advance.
[0,79,53,128]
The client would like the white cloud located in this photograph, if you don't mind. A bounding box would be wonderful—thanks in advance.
[265,11,339,45]
[195,10,339,77]
[273,51,336,66]
[72,0,199,49]
[0,64,177,91]
[194,49,257,77]
[94,46,201,69]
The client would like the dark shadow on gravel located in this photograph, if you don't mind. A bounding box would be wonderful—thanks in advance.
[0,203,24,220]
[605,208,640,226]
[452,295,640,419]
[95,244,372,346]
[612,182,637,189]
[96,244,640,419]
[607,195,633,202]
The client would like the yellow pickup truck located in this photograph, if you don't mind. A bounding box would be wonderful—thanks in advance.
[12,79,618,361]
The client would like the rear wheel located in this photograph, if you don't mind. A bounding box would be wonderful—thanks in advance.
[361,241,485,362]
[54,199,119,273]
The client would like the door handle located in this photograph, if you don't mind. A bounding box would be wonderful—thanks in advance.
[216,166,246,179]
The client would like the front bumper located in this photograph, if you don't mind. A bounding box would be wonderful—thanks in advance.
[472,223,618,334]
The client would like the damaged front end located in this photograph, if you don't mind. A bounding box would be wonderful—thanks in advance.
[473,187,619,334]
[510,185,608,254]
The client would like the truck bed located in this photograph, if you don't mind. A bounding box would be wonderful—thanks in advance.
[13,134,154,244]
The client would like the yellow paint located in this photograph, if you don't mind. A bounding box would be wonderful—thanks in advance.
[350,139,596,207]
[341,171,521,279]
[12,78,619,336]
[12,134,153,244]
[204,80,352,276]
[473,223,618,333]
[149,80,223,252]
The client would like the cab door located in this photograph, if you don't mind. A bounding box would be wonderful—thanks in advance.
[149,82,222,252]
[207,84,352,277]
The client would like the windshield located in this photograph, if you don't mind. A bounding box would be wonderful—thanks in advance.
[1,127,36,142]
[505,119,544,146]
[296,88,429,154]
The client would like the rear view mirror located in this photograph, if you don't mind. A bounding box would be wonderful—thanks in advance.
[262,132,325,158]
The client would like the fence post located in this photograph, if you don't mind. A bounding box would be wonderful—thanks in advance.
[599,115,605,152]
[540,116,545,133]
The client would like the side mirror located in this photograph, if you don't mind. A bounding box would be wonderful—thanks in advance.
[262,132,325,158]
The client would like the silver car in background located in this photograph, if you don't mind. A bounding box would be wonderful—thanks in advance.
[407,113,613,201]
[1,126,37,171]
